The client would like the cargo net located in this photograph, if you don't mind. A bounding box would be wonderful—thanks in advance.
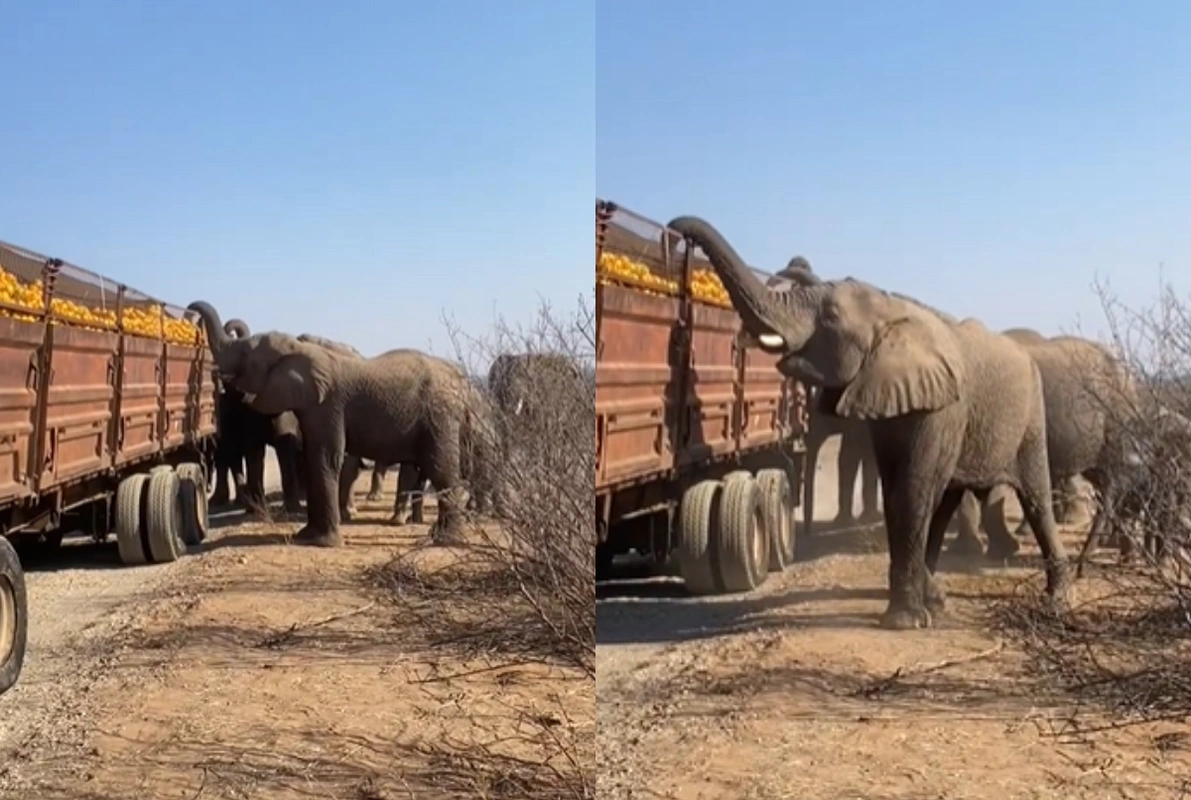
[595,199,778,309]
[0,239,205,346]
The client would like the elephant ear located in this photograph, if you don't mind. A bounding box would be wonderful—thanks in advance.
[835,316,963,419]
[247,351,334,415]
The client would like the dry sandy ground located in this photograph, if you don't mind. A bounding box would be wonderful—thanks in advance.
[0,455,590,799]
[596,437,1191,800]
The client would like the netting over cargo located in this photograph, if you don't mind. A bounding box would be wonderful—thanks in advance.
[594,200,778,308]
[0,239,205,345]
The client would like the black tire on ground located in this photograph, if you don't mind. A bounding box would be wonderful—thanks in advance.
[716,475,769,593]
[175,463,209,545]
[0,536,27,696]
[115,473,151,566]
[678,479,723,596]
[757,468,795,572]
[145,468,186,564]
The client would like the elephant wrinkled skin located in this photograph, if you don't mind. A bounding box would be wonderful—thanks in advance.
[949,331,1139,560]
[189,301,494,547]
[667,215,1072,629]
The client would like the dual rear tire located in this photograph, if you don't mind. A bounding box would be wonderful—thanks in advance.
[115,462,209,567]
[678,468,797,596]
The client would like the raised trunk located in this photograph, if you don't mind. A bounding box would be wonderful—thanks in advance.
[666,216,817,351]
[187,301,233,356]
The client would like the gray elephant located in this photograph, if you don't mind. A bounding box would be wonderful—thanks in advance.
[354,460,430,524]
[667,215,1071,629]
[948,331,1139,560]
[767,261,880,531]
[188,302,494,546]
[487,351,583,424]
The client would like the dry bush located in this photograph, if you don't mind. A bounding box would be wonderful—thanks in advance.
[366,295,595,799]
[992,278,1191,784]
[441,296,595,678]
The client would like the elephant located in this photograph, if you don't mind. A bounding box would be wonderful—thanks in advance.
[188,301,496,547]
[487,352,583,423]
[766,261,880,532]
[948,332,1140,560]
[667,215,1071,629]
[211,318,306,517]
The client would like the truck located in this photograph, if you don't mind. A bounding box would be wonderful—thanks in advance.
[0,238,219,697]
[595,200,809,596]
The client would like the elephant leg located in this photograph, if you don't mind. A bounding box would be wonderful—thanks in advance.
[1014,439,1072,606]
[241,442,269,519]
[391,465,425,525]
[211,462,231,507]
[923,488,965,614]
[802,436,821,539]
[276,437,304,514]
[422,427,466,545]
[875,419,961,631]
[858,443,882,523]
[834,434,861,525]
[339,454,361,521]
[946,490,986,558]
[292,415,346,547]
[983,485,1021,560]
[367,465,386,502]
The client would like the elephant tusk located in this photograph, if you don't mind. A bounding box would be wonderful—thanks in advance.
[514,397,524,416]
[758,333,786,350]
[242,392,257,405]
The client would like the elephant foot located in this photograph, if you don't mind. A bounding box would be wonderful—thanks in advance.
[340,504,358,522]
[210,491,231,508]
[879,603,933,631]
[831,513,856,527]
[858,509,884,525]
[366,490,383,502]
[410,511,425,525]
[1013,521,1033,537]
[924,578,947,616]
[388,511,410,526]
[429,520,467,546]
[946,531,986,559]
[985,535,1021,562]
[292,526,344,548]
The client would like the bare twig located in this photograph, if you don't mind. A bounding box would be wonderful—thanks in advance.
[256,602,376,649]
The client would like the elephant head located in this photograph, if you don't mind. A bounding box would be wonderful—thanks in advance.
[187,301,334,416]
[297,333,364,360]
[666,216,965,420]
[1002,327,1048,345]
[488,352,581,418]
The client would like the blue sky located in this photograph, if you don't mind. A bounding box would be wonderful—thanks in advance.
[597,0,1191,341]
[0,1,593,358]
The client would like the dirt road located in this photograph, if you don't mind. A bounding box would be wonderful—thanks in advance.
[0,457,588,799]
[596,438,1189,799]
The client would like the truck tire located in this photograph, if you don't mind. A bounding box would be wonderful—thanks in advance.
[145,468,186,564]
[723,469,750,483]
[716,475,769,593]
[0,536,27,696]
[176,463,209,545]
[678,480,723,596]
[115,473,151,566]
[757,468,795,572]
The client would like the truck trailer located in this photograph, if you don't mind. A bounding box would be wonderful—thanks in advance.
[595,200,808,596]
[0,238,219,697]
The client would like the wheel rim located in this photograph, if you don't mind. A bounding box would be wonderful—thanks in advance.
[0,574,16,666]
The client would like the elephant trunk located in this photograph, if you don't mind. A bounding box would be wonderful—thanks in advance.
[666,216,817,352]
[225,319,251,339]
[187,301,233,355]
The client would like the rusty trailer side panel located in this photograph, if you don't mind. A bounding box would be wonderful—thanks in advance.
[595,200,806,497]
[0,318,215,510]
